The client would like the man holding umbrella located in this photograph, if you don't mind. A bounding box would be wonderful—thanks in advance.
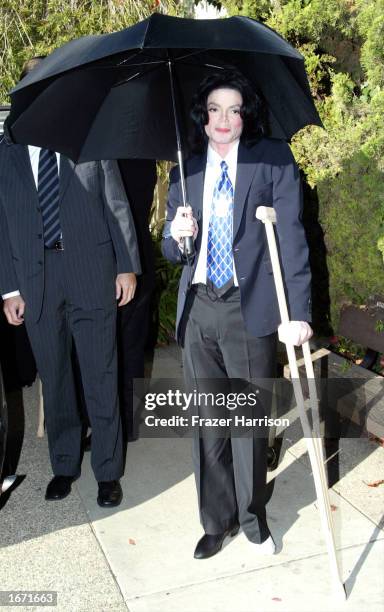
[162,70,313,559]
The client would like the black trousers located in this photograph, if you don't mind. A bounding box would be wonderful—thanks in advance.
[25,250,123,481]
[0,310,36,391]
[182,285,277,543]
[117,284,152,438]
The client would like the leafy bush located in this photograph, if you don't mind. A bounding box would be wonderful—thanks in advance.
[0,0,177,104]
[151,227,182,345]
[318,151,384,325]
[221,0,384,333]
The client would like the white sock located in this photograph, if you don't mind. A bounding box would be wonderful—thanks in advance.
[251,535,276,554]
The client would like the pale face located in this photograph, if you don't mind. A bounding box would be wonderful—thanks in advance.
[204,87,244,156]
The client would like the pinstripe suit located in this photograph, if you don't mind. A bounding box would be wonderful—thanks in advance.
[0,135,141,480]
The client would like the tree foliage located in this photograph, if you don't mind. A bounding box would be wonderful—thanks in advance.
[0,0,177,103]
[221,0,384,330]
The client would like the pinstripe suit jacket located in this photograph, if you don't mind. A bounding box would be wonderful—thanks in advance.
[0,137,141,322]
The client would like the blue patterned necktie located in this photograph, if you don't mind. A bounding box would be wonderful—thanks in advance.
[38,149,61,248]
[207,160,234,295]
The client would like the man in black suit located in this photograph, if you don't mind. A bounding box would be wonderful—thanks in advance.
[162,70,312,558]
[0,58,141,506]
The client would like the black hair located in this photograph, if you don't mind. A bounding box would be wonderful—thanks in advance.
[190,69,267,153]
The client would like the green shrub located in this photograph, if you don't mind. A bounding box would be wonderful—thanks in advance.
[318,151,384,326]
[151,228,182,345]
[221,0,384,333]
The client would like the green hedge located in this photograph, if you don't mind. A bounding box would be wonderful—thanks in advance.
[221,0,384,334]
[318,151,384,327]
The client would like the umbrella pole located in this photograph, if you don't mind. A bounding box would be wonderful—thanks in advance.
[167,60,194,257]
[256,205,346,600]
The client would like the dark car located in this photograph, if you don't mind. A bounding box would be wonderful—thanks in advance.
[0,365,16,496]
[0,105,17,497]
[0,364,6,469]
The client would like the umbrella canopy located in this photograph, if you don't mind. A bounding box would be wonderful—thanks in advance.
[9,13,322,162]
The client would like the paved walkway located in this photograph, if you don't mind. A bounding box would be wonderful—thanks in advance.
[1,344,383,612]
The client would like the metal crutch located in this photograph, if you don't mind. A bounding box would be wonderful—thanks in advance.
[256,206,346,600]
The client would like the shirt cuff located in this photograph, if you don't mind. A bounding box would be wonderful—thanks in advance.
[2,290,21,300]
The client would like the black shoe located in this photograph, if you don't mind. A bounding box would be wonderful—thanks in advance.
[97,480,123,507]
[267,446,278,471]
[194,524,240,559]
[267,438,283,471]
[45,475,77,501]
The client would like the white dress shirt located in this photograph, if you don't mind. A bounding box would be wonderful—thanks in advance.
[193,140,239,285]
[28,145,60,188]
[2,147,60,300]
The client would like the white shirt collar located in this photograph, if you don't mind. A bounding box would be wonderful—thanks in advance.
[207,140,240,168]
[28,144,42,156]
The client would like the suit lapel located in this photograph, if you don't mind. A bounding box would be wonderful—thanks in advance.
[10,146,75,204]
[233,143,258,239]
[186,153,206,217]
[10,144,38,197]
[185,153,206,255]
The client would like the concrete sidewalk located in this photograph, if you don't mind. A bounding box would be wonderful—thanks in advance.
[1,343,383,612]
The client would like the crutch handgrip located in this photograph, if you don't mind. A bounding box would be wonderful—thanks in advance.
[255,206,276,224]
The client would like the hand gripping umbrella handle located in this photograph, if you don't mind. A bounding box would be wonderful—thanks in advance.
[169,60,195,259]
[256,206,346,599]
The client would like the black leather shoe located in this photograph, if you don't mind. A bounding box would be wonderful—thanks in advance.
[97,480,123,507]
[194,523,240,559]
[267,446,278,471]
[267,438,283,471]
[45,475,76,500]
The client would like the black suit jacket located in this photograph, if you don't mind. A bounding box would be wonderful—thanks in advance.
[162,137,312,342]
[118,159,157,299]
[0,138,141,323]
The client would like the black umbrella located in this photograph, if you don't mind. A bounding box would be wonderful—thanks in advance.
[9,12,321,163]
[9,13,322,255]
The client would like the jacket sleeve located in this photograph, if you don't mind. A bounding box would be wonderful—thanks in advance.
[0,197,19,296]
[272,141,312,322]
[100,159,142,275]
[161,165,195,265]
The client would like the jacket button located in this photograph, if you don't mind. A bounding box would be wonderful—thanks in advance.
[38,260,43,265]
[37,233,42,239]
[234,247,239,252]
[36,206,41,212]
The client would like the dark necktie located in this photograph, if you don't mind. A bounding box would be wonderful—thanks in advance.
[38,149,61,247]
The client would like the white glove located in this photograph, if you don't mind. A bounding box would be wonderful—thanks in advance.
[278,321,313,347]
[170,206,198,243]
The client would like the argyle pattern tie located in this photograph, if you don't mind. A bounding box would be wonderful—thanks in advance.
[207,160,234,293]
[38,149,61,248]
